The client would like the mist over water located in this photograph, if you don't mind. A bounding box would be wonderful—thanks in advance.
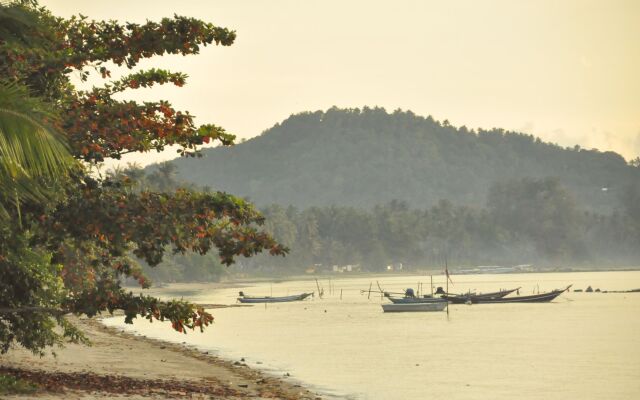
[106,271,640,399]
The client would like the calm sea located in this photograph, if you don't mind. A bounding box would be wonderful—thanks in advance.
[104,271,640,399]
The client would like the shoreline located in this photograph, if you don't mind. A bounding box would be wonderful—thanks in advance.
[0,315,320,399]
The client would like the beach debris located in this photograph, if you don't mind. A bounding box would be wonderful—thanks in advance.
[0,366,249,397]
[586,286,593,292]
[238,384,248,388]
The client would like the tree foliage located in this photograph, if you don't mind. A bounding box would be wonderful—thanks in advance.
[0,1,285,354]
[0,80,75,222]
[239,180,638,273]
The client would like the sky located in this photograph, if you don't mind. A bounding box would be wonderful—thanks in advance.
[42,0,640,167]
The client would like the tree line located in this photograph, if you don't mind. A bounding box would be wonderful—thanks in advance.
[124,163,640,279]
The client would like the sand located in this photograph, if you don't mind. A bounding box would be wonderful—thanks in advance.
[0,315,320,399]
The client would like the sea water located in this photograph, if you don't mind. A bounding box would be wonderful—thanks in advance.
[103,271,640,399]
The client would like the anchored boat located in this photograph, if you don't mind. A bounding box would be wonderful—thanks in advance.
[443,285,572,304]
[391,287,521,304]
[237,291,313,304]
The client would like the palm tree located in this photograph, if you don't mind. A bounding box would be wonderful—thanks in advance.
[0,80,75,222]
[1,2,76,223]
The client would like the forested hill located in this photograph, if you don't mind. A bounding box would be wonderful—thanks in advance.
[169,107,639,212]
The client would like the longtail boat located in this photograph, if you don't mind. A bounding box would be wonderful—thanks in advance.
[387,287,520,304]
[443,285,572,304]
[237,292,313,304]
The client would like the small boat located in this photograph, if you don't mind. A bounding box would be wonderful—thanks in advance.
[385,288,447,304]
[381,302,448,312]
[443,285,572,304]
[237,291,313,304]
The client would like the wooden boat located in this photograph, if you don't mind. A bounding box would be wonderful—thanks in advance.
[237,292,313,304]
[381,302,447,312]
[443,285,572,304]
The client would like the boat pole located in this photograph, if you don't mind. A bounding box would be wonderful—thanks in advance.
[445,259,449,315]
[430,275,433,297]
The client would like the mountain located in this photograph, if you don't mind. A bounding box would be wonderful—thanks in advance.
[168,107,639,213]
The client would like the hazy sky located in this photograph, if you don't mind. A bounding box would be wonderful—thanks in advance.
[42,0,640,167]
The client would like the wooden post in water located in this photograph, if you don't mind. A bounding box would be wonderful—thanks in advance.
[376,281,384,300]
[445,258,449,315]
[367,282,372,299]
[340,289,343,300]
[430,275,433,297]
[315,278,323,299]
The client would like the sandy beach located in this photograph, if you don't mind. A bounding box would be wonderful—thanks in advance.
[0,314,319,399]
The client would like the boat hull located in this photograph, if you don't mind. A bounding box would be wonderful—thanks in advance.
[237,293,313,303]
[381,302,447,312]
[388,297,448,304]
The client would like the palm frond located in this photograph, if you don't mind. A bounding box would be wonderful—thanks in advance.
[0,81,76,221]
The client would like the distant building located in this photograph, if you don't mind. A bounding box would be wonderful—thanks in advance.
[386,263,403,272]
[331,264,361,273]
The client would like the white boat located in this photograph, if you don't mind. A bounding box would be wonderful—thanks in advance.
[381,302,447,313]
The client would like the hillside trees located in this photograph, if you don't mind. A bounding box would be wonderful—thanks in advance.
[168,107,640,213]
[0,1,285,354]
[487,178,586,261]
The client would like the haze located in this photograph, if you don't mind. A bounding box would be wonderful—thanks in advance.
[42,0,640,166]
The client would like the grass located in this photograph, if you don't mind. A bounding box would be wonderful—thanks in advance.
[0,373,38,395]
